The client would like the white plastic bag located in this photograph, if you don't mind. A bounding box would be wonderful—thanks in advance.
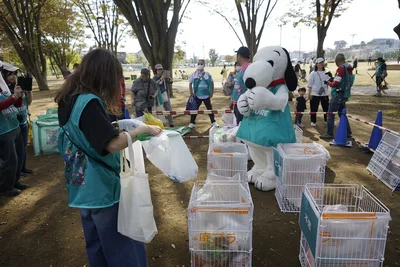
[221,113,237,126]
[141,130,198,182]
[118,132,157,243]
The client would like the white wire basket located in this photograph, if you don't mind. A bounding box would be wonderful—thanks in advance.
[294,124,303,143]
[367,131,400,191]
[208,143,249,183]
[188,181,253,267]
[299,184,391,267]
[273,143,329,212]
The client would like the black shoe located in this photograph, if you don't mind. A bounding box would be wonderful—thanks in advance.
[21,168,33,174]
[14,182,29,190]
[20,173,27,177]
[320,134,334,139]
[0,188,21,197]
[169,125,175,128]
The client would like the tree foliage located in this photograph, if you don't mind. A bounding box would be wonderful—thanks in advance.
[209,48,218,66]
[0,0,49,90]
[174,45,186,63]
[74,0,130,55]
[282,0,353,57]
[334,40,347,50]
[114,0,192,97]
[42,0,85,78]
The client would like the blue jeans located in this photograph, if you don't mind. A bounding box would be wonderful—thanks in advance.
[80,203,148,267]
[327,96,352,136]
[19,123,28,170]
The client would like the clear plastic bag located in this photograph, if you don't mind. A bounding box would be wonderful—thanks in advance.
[141,130,198,182]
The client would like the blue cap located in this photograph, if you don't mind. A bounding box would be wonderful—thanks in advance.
[236,46,250,59]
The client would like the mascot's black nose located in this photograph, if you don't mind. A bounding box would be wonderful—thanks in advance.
[245,78,256,89]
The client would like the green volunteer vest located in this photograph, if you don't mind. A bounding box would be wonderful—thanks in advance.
[193,73,212,97]
[16,95,28,125]
[0,91,20,135]
[236,84,296,147]
[58,93,121,208]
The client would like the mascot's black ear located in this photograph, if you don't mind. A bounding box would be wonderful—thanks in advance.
[282,47,298,91]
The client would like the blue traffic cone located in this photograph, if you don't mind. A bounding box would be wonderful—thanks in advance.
[330,108,352,147]
[367,110,383,150]
[124,108,130,119]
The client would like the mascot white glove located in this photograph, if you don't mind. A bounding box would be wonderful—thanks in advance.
[118,119,145,131]
[237,93,251,117]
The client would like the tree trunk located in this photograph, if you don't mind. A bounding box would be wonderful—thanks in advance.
[32,71,49,91]
[317,29,327,58]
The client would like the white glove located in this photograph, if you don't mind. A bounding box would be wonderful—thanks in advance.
[118,119,145,131]
[237,94,251,116]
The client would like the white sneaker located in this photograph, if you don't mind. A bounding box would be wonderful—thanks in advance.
[311,122,316,127]
[211,122,219,128]
[188,123,195,129]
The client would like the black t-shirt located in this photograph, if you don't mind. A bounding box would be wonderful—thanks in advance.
[58,95,119,156]
[294,64,301,72]
[296,96,307,112]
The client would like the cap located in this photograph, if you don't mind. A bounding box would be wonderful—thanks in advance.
[154,64,163,70]
[235,46,250,59]
[1,62,19,72]
[315,57,324,64]
[141,68,150,75]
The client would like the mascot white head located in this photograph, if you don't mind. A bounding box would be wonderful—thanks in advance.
[235,46,297,191]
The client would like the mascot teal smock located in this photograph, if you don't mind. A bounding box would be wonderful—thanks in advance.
[236,46,298,191]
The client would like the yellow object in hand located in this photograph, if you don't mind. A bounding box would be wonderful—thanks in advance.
[143,112,164,129]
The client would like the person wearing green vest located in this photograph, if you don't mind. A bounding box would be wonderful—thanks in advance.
[3,66,34,175]
[188,59,218,128]
[0,61,28,197]
[320,53,354,139]
[55,49,162,266]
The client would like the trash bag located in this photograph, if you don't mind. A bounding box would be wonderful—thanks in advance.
[141,130,198,182]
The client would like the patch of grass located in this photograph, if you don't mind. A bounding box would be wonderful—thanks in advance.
[387,109,400,117]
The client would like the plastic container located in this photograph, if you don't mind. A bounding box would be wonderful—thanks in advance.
[299,184,391,267]
[367,131,400,191]
[32,114,60,156]
[274,143,329,212]
[188,181,253,267]
[208,143,248,183]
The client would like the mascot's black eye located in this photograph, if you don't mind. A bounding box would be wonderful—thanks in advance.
[267,60,274,67]
[245,77,256,89]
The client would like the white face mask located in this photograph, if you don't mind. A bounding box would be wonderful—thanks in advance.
[235,66,241,72]
[197,64,204,71]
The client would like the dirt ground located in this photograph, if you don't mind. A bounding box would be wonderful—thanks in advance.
[1,84,400,267]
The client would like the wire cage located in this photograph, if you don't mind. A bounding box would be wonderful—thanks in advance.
[208,143,249,184]
[294,124,303,143]
[273,143,329,212]
[188,181,253,267]
[299,184,391,267]
[367,131,400,191]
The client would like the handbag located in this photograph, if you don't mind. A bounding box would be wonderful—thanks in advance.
[186,94,198,110]
[118,132,157,243]
[316,72,326,95]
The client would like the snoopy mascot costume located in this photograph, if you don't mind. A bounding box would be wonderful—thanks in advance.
[236,46,298,191]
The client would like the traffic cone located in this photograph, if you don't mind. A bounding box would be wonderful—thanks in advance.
[330,108,353,147]
[124,108,130,119]
[367,110,383,150]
